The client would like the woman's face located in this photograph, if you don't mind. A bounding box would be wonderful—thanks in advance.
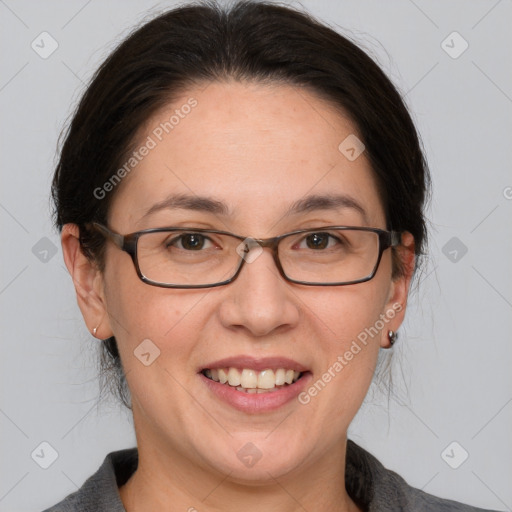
[77,81,412,481]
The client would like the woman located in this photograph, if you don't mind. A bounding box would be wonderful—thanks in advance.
[44,1,499,511]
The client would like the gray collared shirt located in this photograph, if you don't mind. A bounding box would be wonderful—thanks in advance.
[42,440,500,511]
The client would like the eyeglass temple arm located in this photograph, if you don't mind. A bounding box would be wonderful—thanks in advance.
[390,231,402,246]
[88,222,125,249]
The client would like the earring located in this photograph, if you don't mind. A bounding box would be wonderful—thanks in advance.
[388,330,398,346]
[92,326,98,337]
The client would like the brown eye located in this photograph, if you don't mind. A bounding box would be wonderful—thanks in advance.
[165,233,213,251]
[298,232,343,250]
[305,233,330,249]
[179,233,207,250]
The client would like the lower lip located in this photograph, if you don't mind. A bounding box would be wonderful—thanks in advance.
[199,372,312,413]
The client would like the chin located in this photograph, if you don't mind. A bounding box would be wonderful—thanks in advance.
[219,459,301,486]
[200,437,307,484]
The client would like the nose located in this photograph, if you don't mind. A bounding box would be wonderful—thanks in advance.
[217,245,300,337]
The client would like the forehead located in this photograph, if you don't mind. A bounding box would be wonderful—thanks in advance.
[108,81,386,232]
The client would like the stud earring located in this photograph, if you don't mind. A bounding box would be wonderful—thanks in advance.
[388,330,398,346]
[92,326,98,337]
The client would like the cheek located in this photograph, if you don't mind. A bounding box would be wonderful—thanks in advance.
[321,289,384,369]
[315,276,390,346]
[102,252,193,357]
[105,284,194,351]
[301,267,391,410]
[102,258,221,390]
[103,277,203,413]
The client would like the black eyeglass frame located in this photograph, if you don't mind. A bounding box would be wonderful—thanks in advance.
[86,222,402,289]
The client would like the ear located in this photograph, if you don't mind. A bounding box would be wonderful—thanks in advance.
[61,224,113,340]
[380,231,415,348]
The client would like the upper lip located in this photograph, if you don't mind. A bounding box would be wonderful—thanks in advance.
[200,356,309,373]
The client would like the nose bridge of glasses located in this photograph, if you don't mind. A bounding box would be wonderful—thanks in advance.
[229,236,284,284]
[237,236,281,261]
[252,237,280,249]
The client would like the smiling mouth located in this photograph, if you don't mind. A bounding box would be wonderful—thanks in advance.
[201,367,305,393]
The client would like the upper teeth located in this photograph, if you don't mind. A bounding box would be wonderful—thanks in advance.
[203,368,301,390]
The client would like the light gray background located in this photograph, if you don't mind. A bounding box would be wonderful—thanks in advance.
[1,1,511,511]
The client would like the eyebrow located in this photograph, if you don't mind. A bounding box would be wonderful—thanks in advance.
[285,194,369,224]
[141,192,369,224]
[142,194,230,218]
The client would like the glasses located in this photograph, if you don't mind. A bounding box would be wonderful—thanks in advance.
[86,222,402,289]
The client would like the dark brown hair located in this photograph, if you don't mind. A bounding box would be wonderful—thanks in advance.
[52,0,430,409]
